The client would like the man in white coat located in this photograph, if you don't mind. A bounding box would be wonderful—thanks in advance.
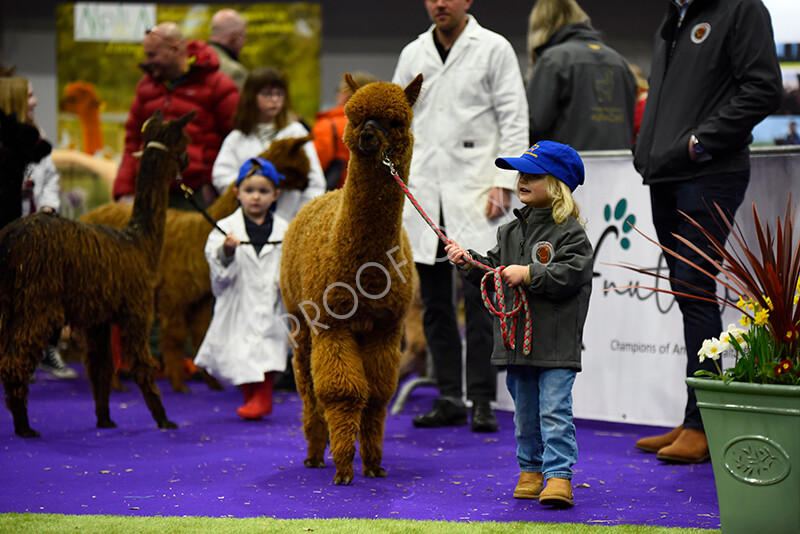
[393,0,529,432]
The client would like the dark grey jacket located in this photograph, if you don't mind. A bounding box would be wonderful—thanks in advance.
[462,206,592,370]
[527,23,637,150]
[633,0,782,184]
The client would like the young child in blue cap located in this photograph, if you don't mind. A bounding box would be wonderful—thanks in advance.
[445,141,593,507]
[195,157,290,420]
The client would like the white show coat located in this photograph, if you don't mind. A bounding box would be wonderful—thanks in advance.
[194,208,289,386]
[23,155,61,216]
[211,121,326,222]
[392,15,529,264]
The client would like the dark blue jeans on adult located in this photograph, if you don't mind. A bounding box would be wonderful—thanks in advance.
[506,365,578,480]
[649,170,749,431]
[416,238,496,404]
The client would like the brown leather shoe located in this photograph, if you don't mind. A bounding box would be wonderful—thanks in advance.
[513,472,543,499]
[656,428,710,464]
[635,425,683,453]
[539,477,574,507]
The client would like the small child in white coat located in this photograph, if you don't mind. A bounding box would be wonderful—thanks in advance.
[195,157,289,419]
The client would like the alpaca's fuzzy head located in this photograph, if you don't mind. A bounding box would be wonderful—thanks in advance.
[256,135,312,192]
[342,73,422,177]
[60,81,101,113]
[141,110,194,171]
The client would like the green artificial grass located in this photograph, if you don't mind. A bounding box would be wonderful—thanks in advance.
[0,514,721,533]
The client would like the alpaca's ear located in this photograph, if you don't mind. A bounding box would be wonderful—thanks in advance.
[288,134,313,154]
[404,74,423,107]
[344,72,360,95]
[174,110,195,129]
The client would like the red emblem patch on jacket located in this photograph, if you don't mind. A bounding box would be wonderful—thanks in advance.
[532,241,554,264]
[691,23,711,44]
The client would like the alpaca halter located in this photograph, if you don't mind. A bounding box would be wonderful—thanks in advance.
[132,141,179,159]
[383,156,533,356]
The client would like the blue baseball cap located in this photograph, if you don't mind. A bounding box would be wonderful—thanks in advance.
[495,141,585,191]
[235,157,285,187]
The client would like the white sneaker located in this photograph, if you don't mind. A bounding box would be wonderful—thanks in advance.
[38,345,78,379]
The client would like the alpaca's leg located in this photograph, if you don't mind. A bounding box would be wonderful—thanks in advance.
[359,329,402,478]
[85,325,116,428]
[187,298,223,391]
[292,322,328,468]
[158,308,191,393]
[0,340,40,438]
[314,330,369,485]
[119,317,178,430]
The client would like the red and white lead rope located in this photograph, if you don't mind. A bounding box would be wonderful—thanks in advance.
[383,156,532,355]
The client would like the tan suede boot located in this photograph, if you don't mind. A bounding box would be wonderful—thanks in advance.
[635,425,683,453]
[539,477,574,507]
[656,428,709,463]
[513,472,544,499]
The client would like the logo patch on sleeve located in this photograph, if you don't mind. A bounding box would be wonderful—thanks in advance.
[532,241,554,265]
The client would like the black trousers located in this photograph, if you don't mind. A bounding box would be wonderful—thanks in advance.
[416,239,496,403]
[649,170,749,431]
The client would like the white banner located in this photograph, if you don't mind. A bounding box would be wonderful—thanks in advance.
[74,3,156,43]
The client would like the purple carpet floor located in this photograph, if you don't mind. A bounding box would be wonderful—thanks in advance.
[1,367,720,529]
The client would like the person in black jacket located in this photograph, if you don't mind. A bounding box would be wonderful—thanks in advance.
[526,0,637,150]
[633,0,782,464]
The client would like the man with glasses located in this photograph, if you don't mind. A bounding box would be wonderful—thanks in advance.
[113,22,239,209]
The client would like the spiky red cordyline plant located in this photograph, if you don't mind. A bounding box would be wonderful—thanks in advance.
[609,198,800,363]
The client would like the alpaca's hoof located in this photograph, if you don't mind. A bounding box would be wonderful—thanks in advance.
[159,420,178,430]
[304,458,325,468]
[96,419,117,429]
[15,427,40,438]
[364,467,387,478]
[333,473,353,485]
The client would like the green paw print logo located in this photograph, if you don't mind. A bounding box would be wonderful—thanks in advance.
[604,199,636,249]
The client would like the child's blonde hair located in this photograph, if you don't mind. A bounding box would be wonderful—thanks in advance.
[536,174,584,226]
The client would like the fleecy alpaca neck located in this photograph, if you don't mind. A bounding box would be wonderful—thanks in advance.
[127,144,176,273]
[335,154,407,255]
[78,104,103,156]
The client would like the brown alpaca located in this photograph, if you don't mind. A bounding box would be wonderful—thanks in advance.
[79,135,312,392]
[60,81,104,155]
[0,110,192,437]
[281,73,422,485]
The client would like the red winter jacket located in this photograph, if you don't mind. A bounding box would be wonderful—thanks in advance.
[113,40,239,198]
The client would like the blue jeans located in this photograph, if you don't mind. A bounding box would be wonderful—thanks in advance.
[649,170,749,431]
[506,365,578,480]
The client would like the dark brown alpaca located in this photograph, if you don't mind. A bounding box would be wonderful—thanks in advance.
[281,73,422,484]
[78,135,312,392]
[0,110,192,437]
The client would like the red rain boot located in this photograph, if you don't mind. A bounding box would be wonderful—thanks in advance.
[236,373,274,420]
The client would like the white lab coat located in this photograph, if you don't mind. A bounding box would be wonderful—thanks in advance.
[22,155,61,216]
[392,15,529,264]
[211,121,326,222]
[194,208,289,386]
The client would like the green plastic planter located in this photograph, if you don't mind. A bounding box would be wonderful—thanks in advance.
[687,377,800,534]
